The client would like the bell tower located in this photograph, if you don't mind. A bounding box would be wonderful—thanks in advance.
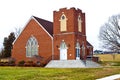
[53,7,87,60]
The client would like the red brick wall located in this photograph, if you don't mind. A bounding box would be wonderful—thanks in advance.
[53,8,86,35]
[53,34,76,60]
[53,8,88,60]
[12,18,52,64]
[75,34,87,59]
[12,7,93,65]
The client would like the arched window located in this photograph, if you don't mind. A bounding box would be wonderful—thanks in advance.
[78,15,82,32]
[76,41,80,60]
[82,42,85,57]
[60,14,67,32]
[60,40,67,49]
[26,36,38,57]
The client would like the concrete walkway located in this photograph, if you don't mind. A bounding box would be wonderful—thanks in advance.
[96,74,120,80]
[45,60,101,68]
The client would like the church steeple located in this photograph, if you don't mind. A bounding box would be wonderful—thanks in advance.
[53,7,87,60]
[53,7,86,35]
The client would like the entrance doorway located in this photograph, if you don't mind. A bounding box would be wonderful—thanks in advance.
[60,40,67,60]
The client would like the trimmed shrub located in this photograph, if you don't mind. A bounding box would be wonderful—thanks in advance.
[18,60,25,66]
[24,60,35,66]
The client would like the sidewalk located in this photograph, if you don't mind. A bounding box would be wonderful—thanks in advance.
[96,74,120,80]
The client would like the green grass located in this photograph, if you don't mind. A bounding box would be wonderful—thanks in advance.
[0,54,120,80]
[0,67,120,80]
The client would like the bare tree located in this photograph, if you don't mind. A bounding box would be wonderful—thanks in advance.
[14,27,22,38]
[99,14,120,52]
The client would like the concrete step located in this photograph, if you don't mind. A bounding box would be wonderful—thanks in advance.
[85,60,101,68]
[45,60,101,68]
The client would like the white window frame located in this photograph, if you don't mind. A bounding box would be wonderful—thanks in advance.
[59,14,67,32]
[76,42,80,60]
[26,36,38,57]
[78,15,82,32]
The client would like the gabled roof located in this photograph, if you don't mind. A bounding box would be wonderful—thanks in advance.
[13,16,53,45]
[87,41,93,47]
[33,16,53,36]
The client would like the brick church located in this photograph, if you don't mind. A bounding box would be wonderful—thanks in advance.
[12,7,94,66]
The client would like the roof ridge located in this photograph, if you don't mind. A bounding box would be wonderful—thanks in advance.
[33,16,53,37]
[33,16,53,23]
[87,41,93,47]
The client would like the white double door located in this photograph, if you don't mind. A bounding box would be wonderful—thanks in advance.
[60,49,67,60]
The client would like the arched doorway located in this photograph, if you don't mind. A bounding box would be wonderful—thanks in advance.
[60,40,67,60]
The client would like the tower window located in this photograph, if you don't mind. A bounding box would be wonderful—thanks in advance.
[78,15,82,32]
[78,16,81,20]
[60,14,67,32]
[62,16,65,20]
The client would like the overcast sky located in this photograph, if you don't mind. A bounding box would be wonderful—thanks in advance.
[0,0,120,50]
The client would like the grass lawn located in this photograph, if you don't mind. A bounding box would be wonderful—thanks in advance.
[0,67,120,80]
[0,54,120,80]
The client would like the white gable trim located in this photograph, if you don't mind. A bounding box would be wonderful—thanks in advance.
[32,17,53,39]
[12,16,33,45]
[12,16,53,45]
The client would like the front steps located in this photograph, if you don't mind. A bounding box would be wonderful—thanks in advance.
[45,60,101,68]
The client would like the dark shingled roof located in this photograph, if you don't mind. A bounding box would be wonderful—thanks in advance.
[33,16,53,36]
[87,41,93,47]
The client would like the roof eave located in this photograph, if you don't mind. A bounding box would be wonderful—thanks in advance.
[32,16,53,39]
[12,16,34,45]
[12,16,53,46]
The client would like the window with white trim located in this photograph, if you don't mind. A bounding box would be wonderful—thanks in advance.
[76,42,80,59]
[60,14,67,32]
[60,40,67,49]
[78,15,82,32]
[82,42,85,57]
[26,36,38,57]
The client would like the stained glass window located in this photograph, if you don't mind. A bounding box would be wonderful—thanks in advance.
[26,36,38,57]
